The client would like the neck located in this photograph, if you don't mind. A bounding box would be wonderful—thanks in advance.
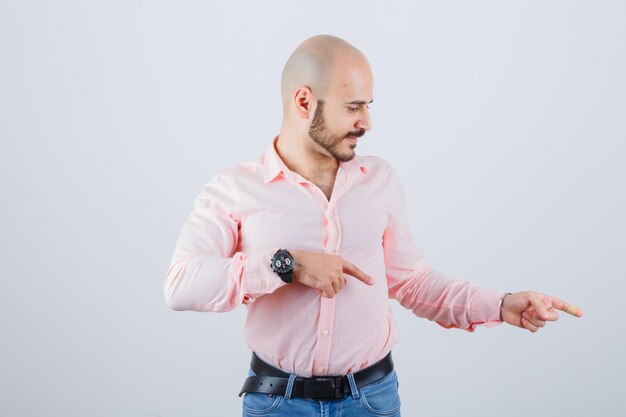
[275,130,339,180]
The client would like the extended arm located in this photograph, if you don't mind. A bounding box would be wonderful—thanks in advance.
[383,164,504,331]
[382,164,583,332]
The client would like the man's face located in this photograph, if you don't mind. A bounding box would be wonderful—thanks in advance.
[308,100,365,162]
[307,60,373,162]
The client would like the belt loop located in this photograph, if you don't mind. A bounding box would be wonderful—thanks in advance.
[346,373,360,399]
[284,372,298,399]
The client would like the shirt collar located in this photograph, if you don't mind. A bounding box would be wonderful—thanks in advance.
[263,135,368,184]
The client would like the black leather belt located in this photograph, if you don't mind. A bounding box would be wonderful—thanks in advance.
[238,351,394,400]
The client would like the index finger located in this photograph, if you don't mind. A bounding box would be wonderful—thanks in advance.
[342,260,374,285]
[547,296,584,317]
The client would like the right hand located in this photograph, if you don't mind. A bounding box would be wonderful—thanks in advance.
[289,249,375,298]
[500,291,583,332]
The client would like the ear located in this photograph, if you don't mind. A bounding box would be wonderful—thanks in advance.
[293,86,313,119]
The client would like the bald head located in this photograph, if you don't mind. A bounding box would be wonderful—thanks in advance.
[280,35,370,111]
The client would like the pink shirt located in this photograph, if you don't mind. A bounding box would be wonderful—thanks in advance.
[164,136,505,377]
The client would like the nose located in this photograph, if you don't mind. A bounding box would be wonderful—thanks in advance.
[356,108,372,131]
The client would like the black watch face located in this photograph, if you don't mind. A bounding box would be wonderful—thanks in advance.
[272,250,294,274]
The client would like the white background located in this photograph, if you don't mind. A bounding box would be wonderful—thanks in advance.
[1,1,625,416]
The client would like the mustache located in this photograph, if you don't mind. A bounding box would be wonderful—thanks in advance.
[346,129,366,138]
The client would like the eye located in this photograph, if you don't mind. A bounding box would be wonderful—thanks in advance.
[348,107,359,112]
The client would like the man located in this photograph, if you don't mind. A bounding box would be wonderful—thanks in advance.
[164,34,583,417]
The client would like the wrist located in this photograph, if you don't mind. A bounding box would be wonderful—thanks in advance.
[498,292,512,321]
[270,248,295,283]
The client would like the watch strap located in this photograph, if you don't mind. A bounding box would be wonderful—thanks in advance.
[278,271,293,283]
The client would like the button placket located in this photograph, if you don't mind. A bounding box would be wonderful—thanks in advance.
[324,209,340,254]
[312,296,335,376]
[311,168,350,376]
[333,208,342,254]
[324,212,336,253]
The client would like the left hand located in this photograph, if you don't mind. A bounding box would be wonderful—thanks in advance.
[500,291,583,332]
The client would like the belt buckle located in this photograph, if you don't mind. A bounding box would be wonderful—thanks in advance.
[302,377,344,400]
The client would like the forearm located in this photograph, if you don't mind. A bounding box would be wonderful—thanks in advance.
[164,248,286,312]
[389,265,504,331]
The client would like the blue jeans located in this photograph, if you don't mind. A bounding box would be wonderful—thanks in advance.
[241,367,401,417]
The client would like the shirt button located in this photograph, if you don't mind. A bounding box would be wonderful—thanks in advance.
[321,329,329,335]
[317,366,324,373]
[261,281,268,289]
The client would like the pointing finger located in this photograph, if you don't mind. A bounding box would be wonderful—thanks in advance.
[547,296,583,317]
[342,260,374,285]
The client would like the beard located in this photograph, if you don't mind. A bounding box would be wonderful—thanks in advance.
[308,99,365,162]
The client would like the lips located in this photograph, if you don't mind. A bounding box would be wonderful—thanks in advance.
[345,129,364,145]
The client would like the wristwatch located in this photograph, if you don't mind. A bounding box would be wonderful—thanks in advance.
[270,249,295,283]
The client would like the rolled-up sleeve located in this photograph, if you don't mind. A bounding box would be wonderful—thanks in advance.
[164,171,287,312]
[382,165,505,331]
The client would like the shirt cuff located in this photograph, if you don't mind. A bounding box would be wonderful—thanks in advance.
[241,248,288,297]
[470,288,508,328]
